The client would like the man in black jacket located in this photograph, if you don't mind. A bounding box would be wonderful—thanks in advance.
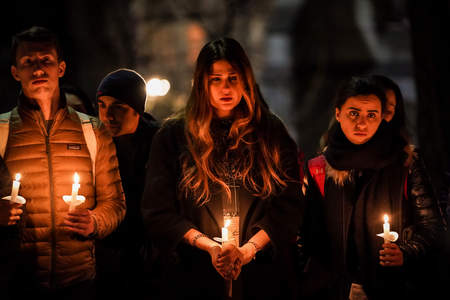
[95,68,160,299]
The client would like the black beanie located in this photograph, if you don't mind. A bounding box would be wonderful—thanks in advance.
[96,68,147,115]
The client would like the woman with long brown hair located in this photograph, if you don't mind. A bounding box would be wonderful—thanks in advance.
[142,37,303,299]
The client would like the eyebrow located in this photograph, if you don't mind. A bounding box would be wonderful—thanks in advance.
[347,106,379,113]
[209,71,237,76]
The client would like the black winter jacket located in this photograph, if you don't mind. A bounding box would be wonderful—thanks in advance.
[301,148,445,300]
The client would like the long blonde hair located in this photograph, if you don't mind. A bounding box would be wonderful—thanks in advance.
[180,38,289,206]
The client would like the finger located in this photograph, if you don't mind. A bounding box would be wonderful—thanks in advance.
[67,211,90,218]
[11,208,23,216]
[63,220,88,230]
[65,226,87,236]
[64,216,90,224]
[9,215,21,221]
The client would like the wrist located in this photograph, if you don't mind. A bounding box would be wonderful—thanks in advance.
[241,242,257,264]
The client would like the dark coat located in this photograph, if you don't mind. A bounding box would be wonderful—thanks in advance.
[95,112,159,297]
[141,115,303,300]
[301,149,445,300]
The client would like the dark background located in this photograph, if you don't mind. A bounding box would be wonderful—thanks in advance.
[0,0,448,212]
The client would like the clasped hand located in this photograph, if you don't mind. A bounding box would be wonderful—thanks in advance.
[209,243,251,280]
[63,208,95,237]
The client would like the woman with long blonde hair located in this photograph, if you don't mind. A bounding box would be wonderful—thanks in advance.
[142,37,303,299]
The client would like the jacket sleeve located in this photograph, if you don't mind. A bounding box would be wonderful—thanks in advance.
[399,151,446,264]
[141,121,196,251]
[251,118,304,256]
[0,156,11,197]
[91,124,126,238]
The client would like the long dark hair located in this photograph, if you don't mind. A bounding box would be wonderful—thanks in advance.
[180,37,288,206]
[370,74,410,143]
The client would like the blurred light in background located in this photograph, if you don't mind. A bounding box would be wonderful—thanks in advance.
[146,78,171,97]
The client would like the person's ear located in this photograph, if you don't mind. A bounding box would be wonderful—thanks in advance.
[335,108,341,122]
[57,61,66,78]
[11,65,20,82]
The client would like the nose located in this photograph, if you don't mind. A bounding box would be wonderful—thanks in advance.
[222,79,231,93]
[106,106,115,121]
[355,117,367,130]
[32,61,45,77]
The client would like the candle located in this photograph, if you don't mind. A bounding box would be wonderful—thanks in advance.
[383,214,390,244]
[222,219,231,242]
[222,227,229,242]
[71,173,80,202]
[11,173,21,203]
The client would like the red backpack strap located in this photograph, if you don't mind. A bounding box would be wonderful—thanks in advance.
[307,155,326,197]
[404,172,408,200]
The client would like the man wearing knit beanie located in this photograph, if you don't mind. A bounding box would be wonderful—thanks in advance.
[95,68,160,299]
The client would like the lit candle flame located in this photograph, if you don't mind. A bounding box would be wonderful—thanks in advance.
[15,173,21,181]
[73,172,79,184]
[384,214,388,223]
[224,219,231,227]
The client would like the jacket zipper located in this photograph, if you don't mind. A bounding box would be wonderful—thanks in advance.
[45,129,57,288]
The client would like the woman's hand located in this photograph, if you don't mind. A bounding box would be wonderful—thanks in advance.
[379,243,404,267]
[208,244,227,277]
[216,243,244,280]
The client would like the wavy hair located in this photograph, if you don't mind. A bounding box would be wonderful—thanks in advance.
[180,37,288,206]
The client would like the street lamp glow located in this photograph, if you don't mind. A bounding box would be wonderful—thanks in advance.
[146,78,171,97]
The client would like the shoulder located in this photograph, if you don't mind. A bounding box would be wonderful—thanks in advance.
[67,107,101,129]
[151,117,186,151]
[158,116,184,134]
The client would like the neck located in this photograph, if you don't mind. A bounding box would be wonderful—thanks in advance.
[29,89,61,120]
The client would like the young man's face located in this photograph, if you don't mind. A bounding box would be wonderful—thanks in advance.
[11,41,65,100]
[97,95,140,137]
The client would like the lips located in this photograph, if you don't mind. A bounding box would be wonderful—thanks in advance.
[32,79,48,85]
[354,132,367,136]
[220,97,233,101]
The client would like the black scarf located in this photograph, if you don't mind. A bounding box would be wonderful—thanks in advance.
[324,121,405,171]
[324,121,408,293]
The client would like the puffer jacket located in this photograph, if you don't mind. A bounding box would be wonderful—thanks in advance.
[3,98,126,288]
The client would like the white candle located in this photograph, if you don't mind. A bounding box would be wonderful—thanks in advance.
[222,227,229,242]
[383,214,390,244]
[71,173,80,210]
[11,173,21,203]
[222,219,231,242]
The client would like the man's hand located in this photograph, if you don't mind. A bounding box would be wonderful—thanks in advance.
[0,201,24,226]
[63,208,95,237]
[379,243,404,267]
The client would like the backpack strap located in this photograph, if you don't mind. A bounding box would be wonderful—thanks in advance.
[0,111,12,159]
[308,155,326,197]
[75,111,98,186]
